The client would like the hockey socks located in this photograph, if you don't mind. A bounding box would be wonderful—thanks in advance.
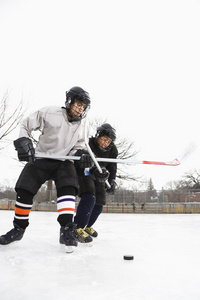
[14,189,34,229]
[57,195,76,226]
[87,204,103,227]
[74,193,96,228]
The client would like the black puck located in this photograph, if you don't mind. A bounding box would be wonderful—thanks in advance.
[123,255,134,260]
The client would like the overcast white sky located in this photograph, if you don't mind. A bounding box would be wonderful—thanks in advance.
[0,0,200,190]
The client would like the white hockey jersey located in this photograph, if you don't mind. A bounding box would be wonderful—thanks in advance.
[18,106,87,159]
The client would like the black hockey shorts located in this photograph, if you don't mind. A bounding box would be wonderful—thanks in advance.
[15,159,79,195]
[78,175,106,205]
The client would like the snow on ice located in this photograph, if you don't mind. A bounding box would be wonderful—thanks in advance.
[0,211,200,300]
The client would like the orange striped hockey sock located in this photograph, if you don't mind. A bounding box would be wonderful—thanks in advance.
[14,201,33,229]
[14,189,34,229]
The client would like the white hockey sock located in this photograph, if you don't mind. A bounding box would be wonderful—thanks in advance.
[57,195,76,216]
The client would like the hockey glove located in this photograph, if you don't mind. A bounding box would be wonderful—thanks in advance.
[90,166,109,184]
[14,137,35,162]
[74,150,94,173]
[79,153,94,169]
[106,179,117,195]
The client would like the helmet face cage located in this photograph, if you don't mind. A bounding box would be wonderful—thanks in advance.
[65,87,91,121]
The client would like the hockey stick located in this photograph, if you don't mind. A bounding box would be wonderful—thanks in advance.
[84,116,111,188]
[35,154,180,166]
[35,143,196,166]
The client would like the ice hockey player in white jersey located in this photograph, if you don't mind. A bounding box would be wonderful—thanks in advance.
[0,86,93,250]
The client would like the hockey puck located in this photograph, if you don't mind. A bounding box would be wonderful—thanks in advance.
[123,255,134,260]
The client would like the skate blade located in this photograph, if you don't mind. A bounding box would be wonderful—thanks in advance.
[85,242,93,247]
[65,246,75,253]
[79,241,93,247]
[60,244,76,253]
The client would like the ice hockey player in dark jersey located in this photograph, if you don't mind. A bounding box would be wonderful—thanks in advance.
[74,123,118,243]
[0,86,93,250]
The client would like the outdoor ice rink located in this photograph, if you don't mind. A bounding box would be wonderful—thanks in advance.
[0,210,200,300]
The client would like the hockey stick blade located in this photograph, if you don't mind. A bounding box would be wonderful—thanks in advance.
[177,142,197,163]
[141,142,197,166]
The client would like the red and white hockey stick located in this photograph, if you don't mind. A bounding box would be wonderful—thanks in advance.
[35,142,196,166]
[34,155,180,166]
[35,136,197,168]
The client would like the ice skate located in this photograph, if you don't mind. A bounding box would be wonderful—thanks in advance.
[76,226,93,243]
[59,223,78,253]
[0,224,25,245]
[85,226,98,237]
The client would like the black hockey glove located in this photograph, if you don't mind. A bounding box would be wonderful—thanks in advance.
[79,153,94,168]
[14,137,35,162]
[89,166,109,184]
[74,149,94,172]
[106,179,117,195]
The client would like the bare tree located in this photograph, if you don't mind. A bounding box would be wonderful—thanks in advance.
[178,170,200,189]
[165,169,200,190]
[115,135,141,182]
[0,90,27,150]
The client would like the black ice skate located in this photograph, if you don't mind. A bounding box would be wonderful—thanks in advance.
[59,223,78,247]
[0,224,25,245]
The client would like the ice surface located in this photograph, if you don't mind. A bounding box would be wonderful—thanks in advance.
[0,211,200,300]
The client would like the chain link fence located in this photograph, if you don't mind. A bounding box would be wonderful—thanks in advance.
[1,187,200,213]
[106,188,200,204]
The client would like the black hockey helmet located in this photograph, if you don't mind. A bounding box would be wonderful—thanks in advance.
[65,86,91,121]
